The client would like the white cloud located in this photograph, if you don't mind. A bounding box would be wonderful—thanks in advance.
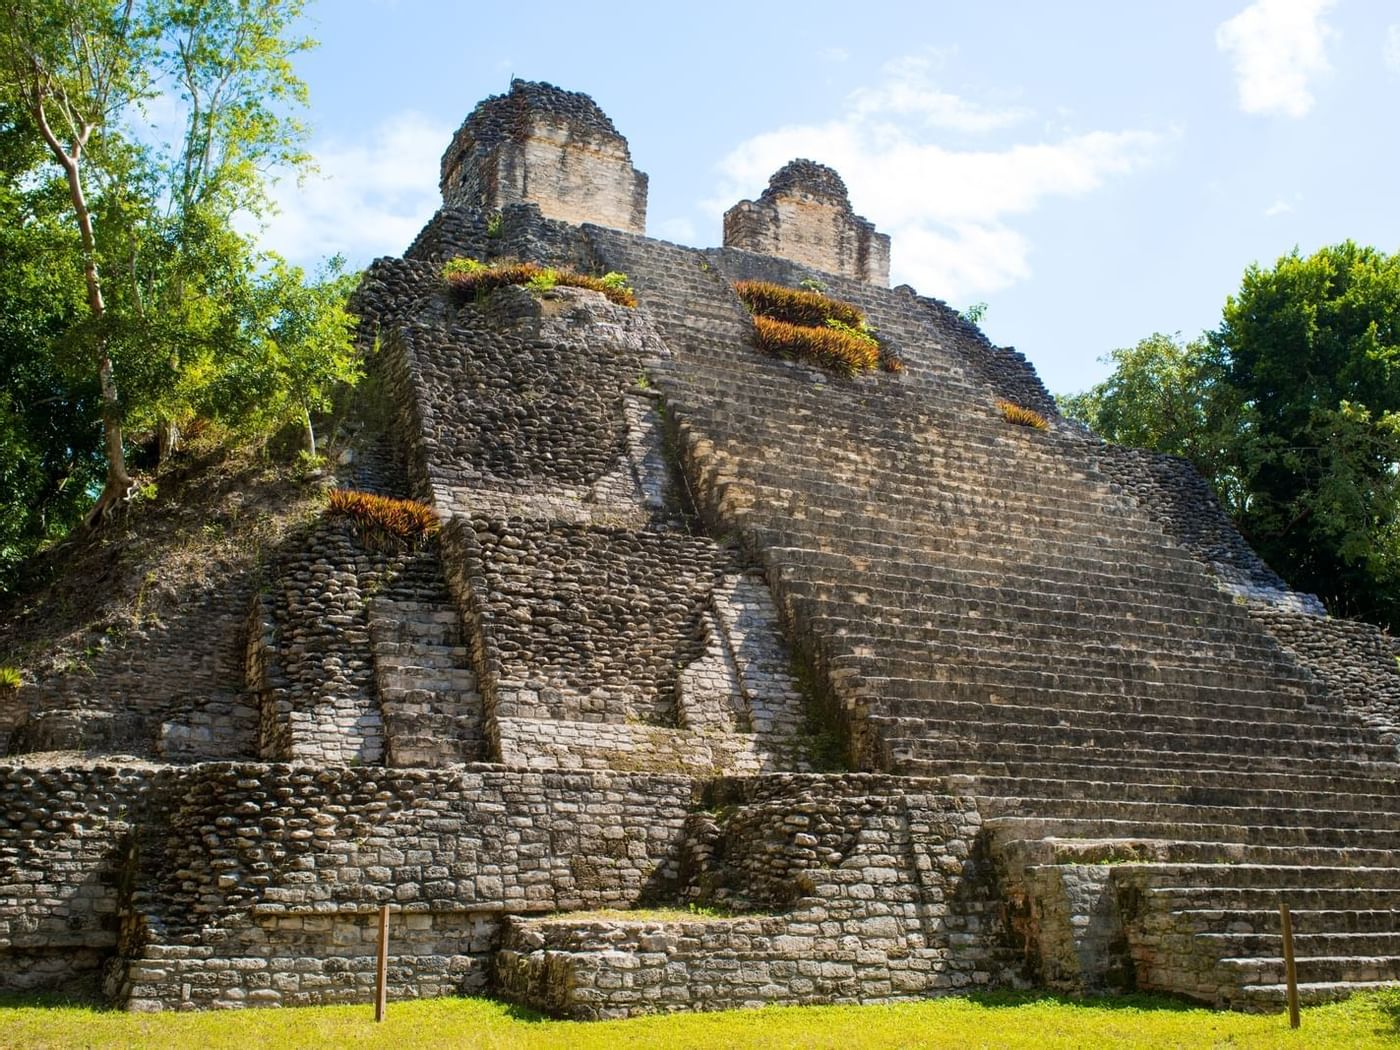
[1386,25,1400,74]
[848,56,1028,134]
[818,47,849,64]
[1264,197,1295,216]
[1216,0,1336,118]
[255,112,447,266]
[709,65,1165,300]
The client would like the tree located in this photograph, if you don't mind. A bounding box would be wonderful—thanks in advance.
[1058,332,1247,515]
[1217,242,1400,623]
[1061,243,1400,628]
[0,109,104,584]
[0,0,333,539]
[209,254,361,457]
[0,0,152,521]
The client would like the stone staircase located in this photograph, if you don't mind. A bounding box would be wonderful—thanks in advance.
[575,227,1400,1008]
[367,552,484,767]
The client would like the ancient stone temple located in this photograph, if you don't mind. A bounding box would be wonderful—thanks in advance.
[3,80,1400,1018]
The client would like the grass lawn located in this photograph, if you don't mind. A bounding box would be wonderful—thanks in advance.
[2,990,1398,1049]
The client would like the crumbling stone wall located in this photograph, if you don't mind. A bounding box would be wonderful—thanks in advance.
[724,160,890,286]
[496,776,1004,1019]
[0,765,147,996]
[440,80,647,234]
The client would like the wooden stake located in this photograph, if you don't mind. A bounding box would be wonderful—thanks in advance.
[375,904,390,1023]
[1280,902,1300,1029]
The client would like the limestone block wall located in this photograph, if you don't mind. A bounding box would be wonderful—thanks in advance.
[98,764,695,1011]
[0,765,147,996]
[496,777,1008,1019]
[723,160,890,285]
[440,80,647,233]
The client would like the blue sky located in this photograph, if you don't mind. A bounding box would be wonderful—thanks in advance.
[254,1,1400,394]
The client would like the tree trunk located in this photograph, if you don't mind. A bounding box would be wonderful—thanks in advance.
[68,152,133,524]
[302,404,317,458]
[35,116,132,524]
[157,417,181,464]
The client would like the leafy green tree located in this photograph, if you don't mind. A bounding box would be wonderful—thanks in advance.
[210,255,361,456]
[0,101,105,585]
[0,0,154,521]
[1217,242,1400,623]
[1058,332,1247,515]
[1062,244,1400,627]
[1,0,351,557]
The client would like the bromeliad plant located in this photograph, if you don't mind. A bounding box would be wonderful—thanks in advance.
[326,489,441,551]
[734,280,898,376]
[442,258,636,308]
[996,400,1050,431]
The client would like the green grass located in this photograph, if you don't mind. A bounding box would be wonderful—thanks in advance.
[2,989,1397,1049]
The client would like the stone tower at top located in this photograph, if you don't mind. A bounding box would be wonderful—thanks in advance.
[439,79,648,233]
[723,160,890,286]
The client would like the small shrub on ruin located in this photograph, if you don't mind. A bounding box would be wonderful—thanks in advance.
[751,315,881,376]
[441,257,636,308]
[325,489,441,550]
[0,667,21,692]
[733,280,865,329]
[485,211,503,238]
[996,400,1050,431]
[735,280,885,376]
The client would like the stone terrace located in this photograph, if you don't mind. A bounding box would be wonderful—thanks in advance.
[2,80,1399,1018]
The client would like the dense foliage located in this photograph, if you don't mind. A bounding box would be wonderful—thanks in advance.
[1061,243,1400,627]
[0,2,360,588]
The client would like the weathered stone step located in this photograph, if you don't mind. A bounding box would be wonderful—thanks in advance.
[882,717,1395,764]
[861,672,1328,725]
[1220,954,1400,986]
[907,738,1398,778]
[982,814,1400,851]
[875,696,1379,750]
[1171,908,1400,936]
[953,772,1399,816]
[1234,979,1400,1008]
[977,795,1400,833]
[936,759,1400,801]
[1201,931,1400,957]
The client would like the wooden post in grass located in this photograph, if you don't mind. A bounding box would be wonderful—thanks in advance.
[1280,902,1300,1029]
[375,904,390,1022]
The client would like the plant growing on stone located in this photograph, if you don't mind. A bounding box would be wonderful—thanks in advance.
[751,316,880,376]
[734,280,883,376]
[485,211,503,238]
[996,400,1050,431]
[325,489,440,550]
[733,280,864,329]
[0,667,21,692]
[441,258,636,307]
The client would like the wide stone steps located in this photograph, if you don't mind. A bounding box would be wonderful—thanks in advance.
[933,760,1400,801]
[871,696,1378,750]
[884,719,1396,765]
[984,814,1400,851]
[946,773,1398,816]
[1201,931,1400,957]
[761,549,1267,624]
